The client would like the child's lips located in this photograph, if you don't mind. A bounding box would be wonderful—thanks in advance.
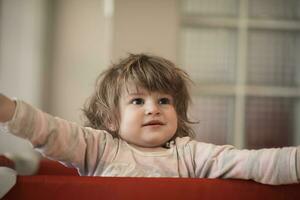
[142,120,165,127]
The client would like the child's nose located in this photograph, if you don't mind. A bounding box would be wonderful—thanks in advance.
[145,102,160,115]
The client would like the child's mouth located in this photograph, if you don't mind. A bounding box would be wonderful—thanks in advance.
[142,120,165,127]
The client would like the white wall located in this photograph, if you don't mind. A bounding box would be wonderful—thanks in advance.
[48,0,111,123]
[0,0,112,152]
[0,0,48,108]
[0,0,49,153]
[113,0,178,62]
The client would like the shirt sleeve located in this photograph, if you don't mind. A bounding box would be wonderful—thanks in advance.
[6,100,118,176]
[189,141,299,185]
[296,146,300,181]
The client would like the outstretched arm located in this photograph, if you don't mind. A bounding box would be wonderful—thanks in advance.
[0,96,116,176]
[0,94,16,123]
[190,141,300,185]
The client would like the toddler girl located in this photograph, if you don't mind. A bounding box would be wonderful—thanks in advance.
[0,54,299,185]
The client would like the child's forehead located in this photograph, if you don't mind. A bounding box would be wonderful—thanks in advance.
[121,83,170,96]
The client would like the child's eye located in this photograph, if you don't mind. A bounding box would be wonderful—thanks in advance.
[159,98,171,105]
[131,98,144,105]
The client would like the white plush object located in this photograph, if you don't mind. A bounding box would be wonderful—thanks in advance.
[0,167,16,198]
[4,152,40,176]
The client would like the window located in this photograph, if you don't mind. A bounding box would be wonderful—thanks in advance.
[180,0,300,149]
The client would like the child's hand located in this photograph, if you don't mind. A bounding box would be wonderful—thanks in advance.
[0,94,16,122]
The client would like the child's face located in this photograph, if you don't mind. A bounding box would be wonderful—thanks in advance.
[118,84,178,148]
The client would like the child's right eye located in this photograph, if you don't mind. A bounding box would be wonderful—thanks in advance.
[131,98,144,105]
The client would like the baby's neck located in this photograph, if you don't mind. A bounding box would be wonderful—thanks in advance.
[128,143,168,152]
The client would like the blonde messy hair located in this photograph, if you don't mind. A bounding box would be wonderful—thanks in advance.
[83,53,194,139]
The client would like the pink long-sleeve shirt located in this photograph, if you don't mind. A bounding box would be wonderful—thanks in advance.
[5,100,300,185]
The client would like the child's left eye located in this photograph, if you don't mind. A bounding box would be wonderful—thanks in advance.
[131,98,144,105]
[159,98,171,105]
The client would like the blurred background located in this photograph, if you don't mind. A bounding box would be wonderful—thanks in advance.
[0,0,300,155]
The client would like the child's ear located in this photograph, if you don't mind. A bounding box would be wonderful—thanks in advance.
[105,112,120,132]
[107,123,117,132]
[105,117,117,132]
